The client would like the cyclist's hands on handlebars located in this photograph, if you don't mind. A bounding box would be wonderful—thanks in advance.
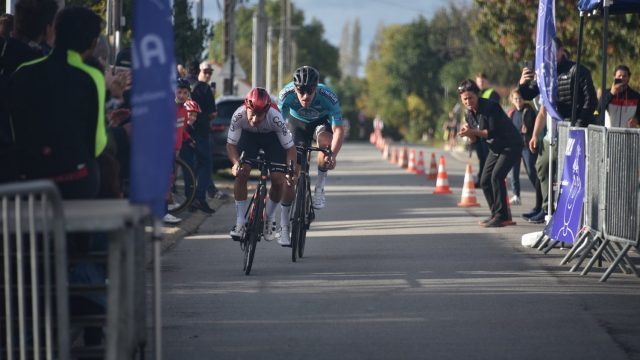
[285,160,296,186]
[232,162,242,177]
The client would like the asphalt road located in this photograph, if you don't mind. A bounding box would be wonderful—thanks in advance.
[160,142,640,360]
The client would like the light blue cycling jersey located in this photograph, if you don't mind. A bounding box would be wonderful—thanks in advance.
[278,82,344,126]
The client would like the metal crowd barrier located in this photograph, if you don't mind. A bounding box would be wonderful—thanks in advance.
[1,180,154,359]
[555,121,570,183]
[543,125,640,281]
[1,180,70,360]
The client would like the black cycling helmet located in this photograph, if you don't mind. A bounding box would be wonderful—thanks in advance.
[293,66,319,87]
[176,78,191,90]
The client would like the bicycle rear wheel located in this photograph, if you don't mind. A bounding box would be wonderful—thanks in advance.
[168,157,196,215]
[290,176,306,262]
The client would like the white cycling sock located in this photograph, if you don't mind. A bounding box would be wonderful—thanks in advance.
[315,170,327,191]
[235,200,248,226]
[280,203,291,228]
[266,198,279,221]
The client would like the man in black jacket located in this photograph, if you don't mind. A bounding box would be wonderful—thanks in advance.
[0,0,58,183]
[517,38,597,223]
[180,61,218,214]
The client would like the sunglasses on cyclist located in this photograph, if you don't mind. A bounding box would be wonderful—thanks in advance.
[296,85,316,96]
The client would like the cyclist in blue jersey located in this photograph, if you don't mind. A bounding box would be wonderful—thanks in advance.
[277,66,344,245]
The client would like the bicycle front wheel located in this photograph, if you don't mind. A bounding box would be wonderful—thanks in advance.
[290,176,307,262]
[168,157,196,214]
[298,185,312,259]
[244,186,266,275]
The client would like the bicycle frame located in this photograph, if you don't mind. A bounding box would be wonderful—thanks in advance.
[239,151,293,274]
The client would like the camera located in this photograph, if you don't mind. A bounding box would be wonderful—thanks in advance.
[614,78,623,84]
[521,60,534,70]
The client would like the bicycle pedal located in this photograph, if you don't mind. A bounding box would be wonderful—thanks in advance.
[280,244,292,248]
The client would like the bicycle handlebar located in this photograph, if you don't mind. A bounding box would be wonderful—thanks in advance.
[238,151,295,177]
[295,145,332,158]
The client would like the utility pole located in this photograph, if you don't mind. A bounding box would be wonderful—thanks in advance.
[195,0,203,22]
[223,0,236,95]
[277,0,289,89]
[266,25,273,93]
[251,0,267,88]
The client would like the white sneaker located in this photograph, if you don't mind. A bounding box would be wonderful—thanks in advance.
[509,195,521,206]
[167,203,180,211]
[163,213,182,224]
[230,224,245,241]
[278,227,291,246]
[312,189,325,209]
[263,220,279,241]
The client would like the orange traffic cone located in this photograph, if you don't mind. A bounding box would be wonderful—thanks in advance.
[398,147,408,168]
[458,164,480,207]
[407,149,417,173]
[415,151,425,175]
[369,132,376,145]
[502,179,516,225]
[427,152,438,180]
[433,156,452,194]
[382,142,389,160]
[390,146,398,164]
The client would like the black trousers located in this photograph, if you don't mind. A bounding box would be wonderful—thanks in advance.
[480,147,522,220]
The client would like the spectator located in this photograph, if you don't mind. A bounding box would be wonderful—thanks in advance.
[0,0,58,183]
[457,79,523,228]
[598,64,640,128]
[9,6,107,349]
[180,60,217,214]
[9,5,105,199]
[520,37,598,223]
[443,111,458,150]
[507,89,544,222]
[0,13,14,38]
[472,72,500,187]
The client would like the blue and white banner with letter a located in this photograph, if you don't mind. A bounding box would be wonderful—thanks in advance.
[535,0,562,122]
[544,129,586,244]
[129,0,176,218]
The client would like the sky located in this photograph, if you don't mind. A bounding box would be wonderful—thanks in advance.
[202,0,469,76]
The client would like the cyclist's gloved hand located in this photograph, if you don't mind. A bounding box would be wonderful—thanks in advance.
[232,162,241,177]
[326,155,336,170]
[285,173,296,186]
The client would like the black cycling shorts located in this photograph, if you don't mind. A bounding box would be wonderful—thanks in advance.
[288,116,333,147]
[236,131,287,173]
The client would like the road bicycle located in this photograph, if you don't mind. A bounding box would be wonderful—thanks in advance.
[238,150,293,275]
[168,156,196,214]
[290,143,332,262]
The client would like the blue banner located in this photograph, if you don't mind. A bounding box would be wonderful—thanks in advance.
[544,129,586,244]
[535,0,563,122]
[129,0,177,218]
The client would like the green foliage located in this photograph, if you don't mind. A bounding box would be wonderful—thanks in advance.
[472,0,640,89]
[173,0,211,65]
[332,77,367,139]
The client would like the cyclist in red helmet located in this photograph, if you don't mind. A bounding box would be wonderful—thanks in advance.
[227,87,297,242]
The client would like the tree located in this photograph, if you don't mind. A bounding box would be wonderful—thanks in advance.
[173,0,211,65]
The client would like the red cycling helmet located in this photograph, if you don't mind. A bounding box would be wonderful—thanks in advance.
[184,99,201,113]
[245,87,271,115]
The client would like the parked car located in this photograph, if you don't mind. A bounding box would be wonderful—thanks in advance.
[210,96,244,170]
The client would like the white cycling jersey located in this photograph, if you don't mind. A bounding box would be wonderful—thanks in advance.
[227,105,294,149]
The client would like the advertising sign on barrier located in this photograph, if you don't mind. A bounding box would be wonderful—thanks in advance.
[544,129,585,244]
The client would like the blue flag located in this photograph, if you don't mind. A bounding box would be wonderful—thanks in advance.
[535,0,563,122]
[129,0,177,218]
